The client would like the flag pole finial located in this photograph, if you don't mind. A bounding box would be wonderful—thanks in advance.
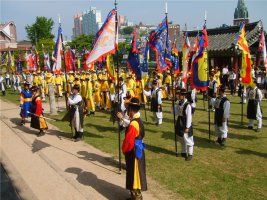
[114,0,118,10]
[165,1,168,15]
[58,14,61,25]
[204,10,207,24]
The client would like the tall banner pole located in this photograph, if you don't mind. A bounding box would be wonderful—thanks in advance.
[165,1,178,156]
[114,0,122,174]
[204,11,211,143]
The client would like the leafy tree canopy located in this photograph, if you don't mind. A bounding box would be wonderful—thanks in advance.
[25,16,54,45]
[122,26,134,35]
[66,34,94,52]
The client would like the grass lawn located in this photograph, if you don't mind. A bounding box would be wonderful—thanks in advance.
[1,88,267,200]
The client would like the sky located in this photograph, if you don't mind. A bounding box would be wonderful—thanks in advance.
[1,0,267,41]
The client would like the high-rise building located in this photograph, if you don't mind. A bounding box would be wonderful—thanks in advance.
[233,0,249,26]
[82,7,102,35]
[73,14,83,38]
[72,7,102,39]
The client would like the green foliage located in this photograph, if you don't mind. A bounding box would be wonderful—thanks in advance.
[121,26,134,35]
[66,34,94,52]
[25,16,54,45]
[113,41,131,64]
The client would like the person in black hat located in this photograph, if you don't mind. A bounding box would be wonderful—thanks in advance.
[144,79,163,126]
[19,82,32,125]
[30,86,48,136]
[214,87,230,146]
[68,84,84,141]
[174,89,194,161]
[247,79,263,132]
[121,97,147,200]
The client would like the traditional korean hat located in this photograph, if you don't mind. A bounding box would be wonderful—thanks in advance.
[72,84,80,92]
[128,97,141,108]
[179,88,188,96]
[152,79,158,85]
[24,81,30,86]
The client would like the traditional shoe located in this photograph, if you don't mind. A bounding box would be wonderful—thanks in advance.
[185,155,193,161]
[216,137,222,145]
[74,137,81,142]
[181,153,187,158]
[248,126,253,129]
[221,138,226,146]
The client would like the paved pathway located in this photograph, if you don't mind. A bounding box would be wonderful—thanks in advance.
[0,99,161,200]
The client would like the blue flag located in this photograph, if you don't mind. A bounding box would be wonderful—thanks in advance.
[148,16,171,72]
[141,42,149,74]
[127,31,142,81]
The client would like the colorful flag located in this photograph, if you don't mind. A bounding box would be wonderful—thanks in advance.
[86,9,118,65]
[43,52,51,72]
[141,42,149,75]
[127,31,141,81]
[171,39,179,75]
[64,47,75,72]
[258,31,267,72]
[192,34,200,52]
[148,16,171,72]
[235,23,254,86]
[182,32,191,81]
[191,25,209,91]
[106,54,115,80]
[16,54,23,72]
[53,26,63,73]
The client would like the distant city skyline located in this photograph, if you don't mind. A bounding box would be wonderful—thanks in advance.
[1,0,267,41]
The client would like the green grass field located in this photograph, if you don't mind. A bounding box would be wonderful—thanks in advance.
[1,88,267,200]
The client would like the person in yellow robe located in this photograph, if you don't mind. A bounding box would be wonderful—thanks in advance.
[60,72,67,93]
[214,66,221,87]
[126,76,136,97]
[94,79,101,109]
[54,73,63,97]
[44,72,54,96]
[100,77,111,110]
[80,77,87,114]
[32,72,38,86]
[85,77,95,115]
[36,71,45,100]
[67,71,75,93]
[164,71,172,99]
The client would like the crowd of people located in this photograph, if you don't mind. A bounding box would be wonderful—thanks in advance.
[0,65,266,200]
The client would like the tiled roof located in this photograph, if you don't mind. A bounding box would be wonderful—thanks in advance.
[176,21,263,53]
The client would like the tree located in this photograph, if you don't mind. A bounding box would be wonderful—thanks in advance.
[122,26,134,35]
[25,16,54,45]
[66,34,94,52]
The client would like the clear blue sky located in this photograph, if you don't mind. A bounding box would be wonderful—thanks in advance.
[1,0,267,41]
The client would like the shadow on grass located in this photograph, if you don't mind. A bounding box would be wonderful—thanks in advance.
[86,122,117,133]
[227,133,258,140]
[77,150,126,170]
[84,131,105,139]
[235,148,267,159]
[145,143,177,156]
[65,167,129,200]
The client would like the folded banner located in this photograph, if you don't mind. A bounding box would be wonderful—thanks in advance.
[171,39,179,75]
[53,25,63,73]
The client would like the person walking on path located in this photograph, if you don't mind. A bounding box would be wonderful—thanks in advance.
[122,97,147,200]
[19,82,32,125]
[68,84,84,141]
[30,86,48,136]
